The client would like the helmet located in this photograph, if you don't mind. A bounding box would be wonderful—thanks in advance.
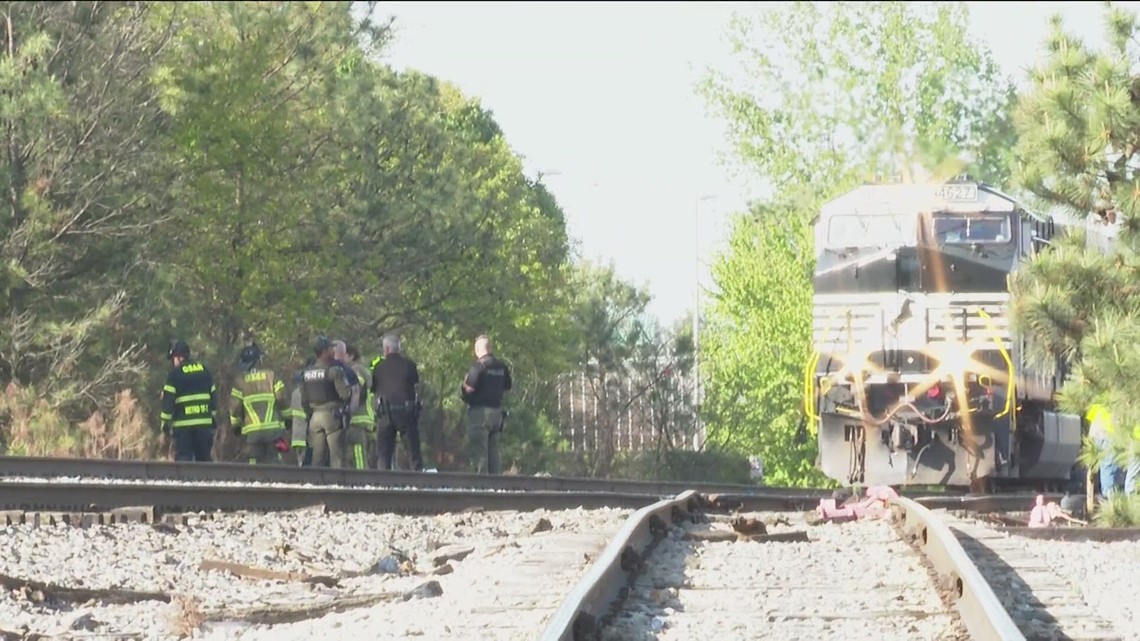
[313,335,332,356]
[168,340,190,361]
[238,343,262,371]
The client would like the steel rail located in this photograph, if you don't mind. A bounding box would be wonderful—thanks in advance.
[0,456,981,499]
[0,481,862,519]
[0,456,784,496]
[889,496,1026,641]
[991,525,1140,542]
[539,490,700,641]
[0,481,668,516]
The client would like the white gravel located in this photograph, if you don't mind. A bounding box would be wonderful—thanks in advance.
[601,511,967,641]
[0,507,632,640]
[1031,538,1140,640]
[1004,534,1139,641]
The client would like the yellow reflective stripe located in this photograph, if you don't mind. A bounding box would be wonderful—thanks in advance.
[291,440,306,447]
[354,443,365,469]
[171,418,214,427]
[211,384,217,393]
[175,393,212,404]
[241,422,283,434]
[249,458,257,464]
[160,412,173,421]
[274,380,285,395]
[240,392,276,428]
[163,385,176,394]
[231,388,245,400]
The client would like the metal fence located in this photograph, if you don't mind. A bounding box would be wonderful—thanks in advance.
[553,368,698,453]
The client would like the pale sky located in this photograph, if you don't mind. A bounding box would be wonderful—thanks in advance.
[373,1,1130,326]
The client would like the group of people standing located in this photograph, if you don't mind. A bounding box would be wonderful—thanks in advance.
[159,334,512,474]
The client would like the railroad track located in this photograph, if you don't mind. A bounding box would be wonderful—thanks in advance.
[0,455,988,499]
[0,456,790,496]
[541,493,1031,641]
[0,466,1111,640]
[939,510,1130,641]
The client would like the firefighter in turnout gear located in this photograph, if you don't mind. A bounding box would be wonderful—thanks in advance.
[286,357,315,466]
[229,343,288,465]
[343,344,375,470]
[160,340,217,462]
[461,334,512,474]
[300,337,353,468]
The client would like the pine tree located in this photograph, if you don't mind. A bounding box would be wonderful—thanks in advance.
[1010,2,1140,480]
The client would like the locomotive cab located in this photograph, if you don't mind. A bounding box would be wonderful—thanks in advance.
[808,180,1081,489]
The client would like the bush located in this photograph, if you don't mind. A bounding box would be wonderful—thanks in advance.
[0,382,162,459]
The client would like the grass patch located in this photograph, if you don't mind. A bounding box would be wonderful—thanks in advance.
[1093,493,1140,527]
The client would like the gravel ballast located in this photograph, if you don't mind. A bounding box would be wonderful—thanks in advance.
[0,506,632,640]
[600,511,969,641]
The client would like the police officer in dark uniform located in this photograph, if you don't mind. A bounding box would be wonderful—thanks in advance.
[300,336,353,467]
[160,340,217,462]
[461,334,512,475]
[372,333,424,471]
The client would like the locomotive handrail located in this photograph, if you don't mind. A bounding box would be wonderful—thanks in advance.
[977,308,1015,418]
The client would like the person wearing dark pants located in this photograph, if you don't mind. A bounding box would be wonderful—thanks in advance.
[160,340,217,462]
[300,336,353,468]
[373,334,425,471]
[461,334,511,475]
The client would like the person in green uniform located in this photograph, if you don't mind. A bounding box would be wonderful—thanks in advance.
[299,336,352,468]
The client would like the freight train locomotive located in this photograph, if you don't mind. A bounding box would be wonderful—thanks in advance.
[806,179,1082,491]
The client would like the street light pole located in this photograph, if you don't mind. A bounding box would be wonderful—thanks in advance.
[693,194,716,451]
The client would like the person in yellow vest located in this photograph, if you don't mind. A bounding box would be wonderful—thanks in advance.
[1086,403,1140,496]
[343,343,375,470]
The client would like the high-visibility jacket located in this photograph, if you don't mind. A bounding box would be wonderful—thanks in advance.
[229,368,286,435]
[161,361,216,429]
[1086,404,1114,438]
[1086,403,1140,440]
[349,361,375,430]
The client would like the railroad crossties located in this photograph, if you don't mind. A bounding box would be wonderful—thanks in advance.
[597,510,969,640]
[940,510,1136,641]
[0,507,631,640]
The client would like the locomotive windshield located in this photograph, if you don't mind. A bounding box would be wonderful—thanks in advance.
[932,214,1011,245]
[826,213,914,247]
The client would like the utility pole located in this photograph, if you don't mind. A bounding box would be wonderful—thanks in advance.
[693,194,716,451]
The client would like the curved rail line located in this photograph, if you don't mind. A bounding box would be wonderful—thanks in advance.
[540,491,1024,641]
[889,496,1025,641]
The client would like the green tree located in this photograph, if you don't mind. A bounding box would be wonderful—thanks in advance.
[703,195,826,487]
[1009,3,1140,475]
[698,1,1018,484]
[0,2,173,416]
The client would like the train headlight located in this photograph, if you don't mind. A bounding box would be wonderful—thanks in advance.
[932,340,975,374]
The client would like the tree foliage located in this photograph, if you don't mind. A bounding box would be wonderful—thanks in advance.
[698,1,1019,484]
[703,195,825,487]
[0,0,668,474]
[1010,3,1140,454]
